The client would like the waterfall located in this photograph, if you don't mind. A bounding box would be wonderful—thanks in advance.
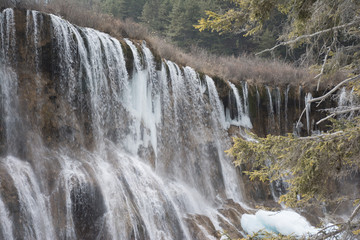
[338,87,358,119]
[0,192,13,240]
[0,64,21,155]
[3,156,56,239]
[227,82,252,128]
[305,93,313,134]
[122,39,160,155]
[275,87,281,127]
[266,86,275,131]
[0,9,15,63]
[242,82,250,116]
[284,85,290,133]
[206,76,229,129]
[0,9,249,239]
[26,10,42,74]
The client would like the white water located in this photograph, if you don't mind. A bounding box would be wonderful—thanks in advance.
[284,85,290,132]
[0,64,21,155]
[0,9,15,63]
[0,9,18,155]
[206,76,229,129]
[275,87,281,127]
[338,87,358,119]
[26,10,42,74]
[242,82,250,116]
[0,192,13,240]
[305,93,313,134]
[0,9,252,239]
[56,154,90,239]
[227,82,252,128]
[266,86,275,129]
[3,156,55,239]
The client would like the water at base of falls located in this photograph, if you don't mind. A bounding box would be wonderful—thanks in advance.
[0,8,251,239]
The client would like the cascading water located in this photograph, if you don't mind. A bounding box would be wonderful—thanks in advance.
[275,87,281,127]
[206,76,229,130]
[227,82,252,128]
[0,8,250,239]
[0,191,13,240]
[0,65,21,155]
[242,82,250,117]
[266,86,275,131]
[305,93,313,135]
[284,85,290,133]
[0,9,15,62]
[26,10,42,74]
[3,156,56,240]
[0,9,19,156]
[338,87,358,119]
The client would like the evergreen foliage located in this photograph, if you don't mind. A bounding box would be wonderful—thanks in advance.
[195,0,360,71]
[228,117,360,207]
[227,117,360,239]
[99,0,146,20]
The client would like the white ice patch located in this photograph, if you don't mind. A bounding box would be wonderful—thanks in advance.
[241,210,318,237]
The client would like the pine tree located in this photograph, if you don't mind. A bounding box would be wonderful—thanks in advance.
[100,0,145,20]
[157,0,172,32]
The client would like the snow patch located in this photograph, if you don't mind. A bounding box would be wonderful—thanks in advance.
[241,210,318,237]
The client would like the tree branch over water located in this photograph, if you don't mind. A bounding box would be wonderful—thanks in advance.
[256,18,360,56]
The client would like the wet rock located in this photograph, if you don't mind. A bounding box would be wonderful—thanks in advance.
[218,199,250,239]
[0,168,19,239]
[71,182,106,240]
[185,214,219,240]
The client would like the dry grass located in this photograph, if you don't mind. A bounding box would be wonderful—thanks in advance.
[1,0,344,87]
[145,36,322,87]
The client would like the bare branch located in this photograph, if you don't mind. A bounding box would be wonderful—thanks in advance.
[296,107,307,129]
[298,131,344,140]
[315,227,343,240]
[312,204,360,239]
[309,75,360,104]
[348,202,360,224]
[295,74,359,130]
[256,18,360,56]
[316,107,360,125]
[315,47,331,91]
[339,203,360,240]
[316,113,336,125]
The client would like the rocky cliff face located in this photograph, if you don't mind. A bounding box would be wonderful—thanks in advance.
[0,8,345,240]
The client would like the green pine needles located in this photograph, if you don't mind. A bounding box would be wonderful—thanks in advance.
[227,118,360,208]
